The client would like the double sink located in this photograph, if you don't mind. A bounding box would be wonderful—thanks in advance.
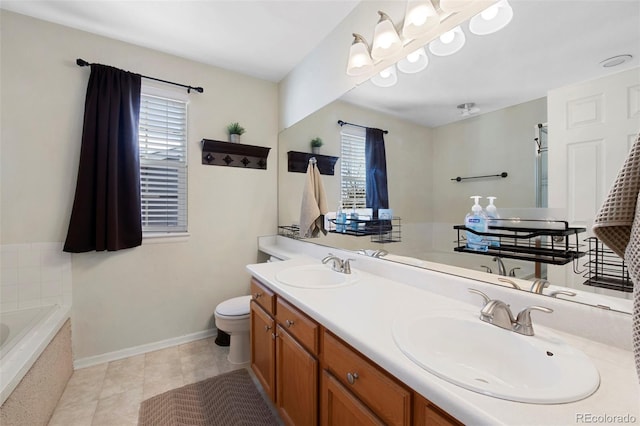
[273,262,600,404]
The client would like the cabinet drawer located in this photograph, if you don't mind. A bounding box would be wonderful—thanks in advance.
[413,393,462,426]
[322,331,411,426]
[276,298,319,355]
[251,278,275,316]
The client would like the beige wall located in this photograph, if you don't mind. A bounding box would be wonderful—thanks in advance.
[278,100,433,255]
[0,11,278,359]
[430,97,547,252]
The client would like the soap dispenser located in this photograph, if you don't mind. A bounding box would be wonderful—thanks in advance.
[465,196,488,252]
[485,196,500,248]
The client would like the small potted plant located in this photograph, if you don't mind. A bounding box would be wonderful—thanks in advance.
[227,122,246,143]
[310,137,323,154]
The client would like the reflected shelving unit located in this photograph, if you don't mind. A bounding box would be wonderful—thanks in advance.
[454,219,586,265]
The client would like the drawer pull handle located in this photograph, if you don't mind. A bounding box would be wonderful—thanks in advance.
[264,325,272,332]
[285,319,295,327]
[346,372,359,384]
[254,292,262,299]
[272,332,278,340]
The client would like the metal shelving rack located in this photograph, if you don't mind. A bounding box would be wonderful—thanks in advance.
[582,237,633,292]
[454,219,586,265]
[328,217,401,243]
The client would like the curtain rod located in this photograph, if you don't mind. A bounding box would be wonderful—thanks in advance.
[337,120,388,134]
[76,58,204,94]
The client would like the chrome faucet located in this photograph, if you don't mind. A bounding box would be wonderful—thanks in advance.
[469,288,553,336]
[498,277,522,290]
[356,249,388,258]
[548,290,577,298]
[493,257,506,276]
[322,253,354,274]
[371,249,388,258]
[530,279,550,294]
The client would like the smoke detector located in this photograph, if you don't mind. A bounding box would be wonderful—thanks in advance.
[599,54,632,68]
[457,102,480,117]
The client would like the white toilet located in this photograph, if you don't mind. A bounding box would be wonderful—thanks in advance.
[214,295,252,364]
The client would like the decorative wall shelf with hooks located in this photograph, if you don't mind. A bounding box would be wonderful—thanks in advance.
[201,139,271,170]
[287,151,339,175]
[454,219,586,265]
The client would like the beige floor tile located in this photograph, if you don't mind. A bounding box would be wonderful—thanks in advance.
[179,337,215,355]
[145,346,181,366]
[99,355,145,399]
[142,373,184,400]
[182,363,220,385]
[48,399,98,426]
[91,387,142,426]
[56,364,108,409]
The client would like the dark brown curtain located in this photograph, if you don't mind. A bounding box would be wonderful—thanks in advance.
[365,127,389,215]
[64,64,142,253]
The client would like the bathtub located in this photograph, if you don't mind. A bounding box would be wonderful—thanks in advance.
[0,304,71,405]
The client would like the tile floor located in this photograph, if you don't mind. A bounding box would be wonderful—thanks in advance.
[48,337,267,426]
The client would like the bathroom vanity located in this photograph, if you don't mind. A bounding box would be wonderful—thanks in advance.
[247,236,639,425]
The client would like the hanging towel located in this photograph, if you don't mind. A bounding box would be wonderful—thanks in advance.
[299,161,328,238]
[593,133,640,383]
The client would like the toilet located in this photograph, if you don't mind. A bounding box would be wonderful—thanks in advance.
[214,295,252,364]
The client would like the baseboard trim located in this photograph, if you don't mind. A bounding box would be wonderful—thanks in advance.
[73,328,217,370]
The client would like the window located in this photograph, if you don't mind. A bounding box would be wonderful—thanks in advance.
[340,129,367,210]
[138,93,188,233]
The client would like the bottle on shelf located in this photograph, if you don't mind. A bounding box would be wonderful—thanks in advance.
[465,196,488,252]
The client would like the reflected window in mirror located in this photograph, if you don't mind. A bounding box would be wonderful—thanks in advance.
[340,128,367,210]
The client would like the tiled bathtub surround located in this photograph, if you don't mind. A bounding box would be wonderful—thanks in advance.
[0,243,71,311]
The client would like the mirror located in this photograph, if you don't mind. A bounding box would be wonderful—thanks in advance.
[278,1,639,314]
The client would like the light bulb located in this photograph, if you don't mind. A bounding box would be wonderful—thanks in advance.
[346,33,373,76]
[402,0,439,39]
[469,0,513,35]
[397,47,429,74]
[407,51,421,63]
[380,69,391,78]
[481,5,499,20]
[371,11,402,60]
[440,30,455,44]
[408,5,429,26]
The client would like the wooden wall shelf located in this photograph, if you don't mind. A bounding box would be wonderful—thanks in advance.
[287,151,339,175]
[201,139,271,170]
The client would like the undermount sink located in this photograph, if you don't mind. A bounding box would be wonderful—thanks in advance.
[392,310,600,404]
[275,264,359,289]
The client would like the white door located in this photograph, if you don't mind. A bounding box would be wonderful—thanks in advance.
[547,66,640,298]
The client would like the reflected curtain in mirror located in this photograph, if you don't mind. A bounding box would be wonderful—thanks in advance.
[365,127,389,216]
[64,64,142,252]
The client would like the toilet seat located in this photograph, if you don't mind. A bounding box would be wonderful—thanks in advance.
[215,295,251,318]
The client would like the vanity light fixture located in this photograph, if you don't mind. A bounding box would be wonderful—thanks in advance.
[402,0,440,39]
[428,26,466,56]
[458,102,480,116]
[371,11,403,60]
[397,47,429,73]
[439,0,476,14]
[346,33,374,76]
[469,0,513,35]
[371,64,399,87]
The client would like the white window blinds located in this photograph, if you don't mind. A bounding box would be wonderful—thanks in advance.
[138,93,188,233]
[340,130,367,209]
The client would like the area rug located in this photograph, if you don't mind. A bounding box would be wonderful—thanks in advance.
[138,369,281,426]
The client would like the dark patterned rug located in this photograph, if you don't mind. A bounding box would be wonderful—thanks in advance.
[138,369,281,426]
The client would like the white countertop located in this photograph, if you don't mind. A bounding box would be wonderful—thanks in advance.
[248,237,639,425]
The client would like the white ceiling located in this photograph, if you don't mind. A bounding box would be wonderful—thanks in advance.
[1,0,639,128]
[0,0,360,82]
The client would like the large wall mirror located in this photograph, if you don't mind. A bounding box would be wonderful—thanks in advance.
[278,1,640,314]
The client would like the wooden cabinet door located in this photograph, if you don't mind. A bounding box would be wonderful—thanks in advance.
[276,325,318,426]
[250,301,275,401]
[320,370,384,426]
[413,393,462,426]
